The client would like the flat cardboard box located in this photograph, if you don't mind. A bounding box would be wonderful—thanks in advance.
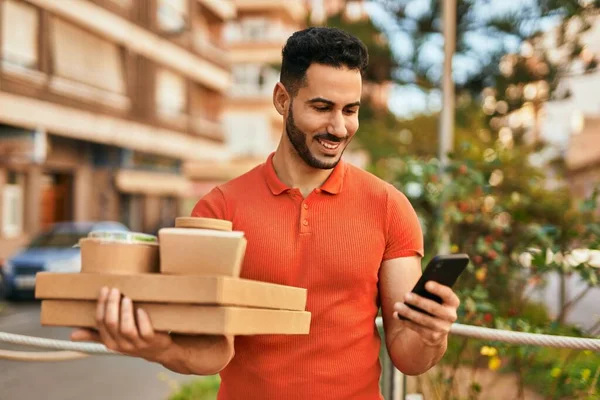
[41,300,311,335]
[80,238,159,274]
[35,272,307,311]
[158,228,247,277]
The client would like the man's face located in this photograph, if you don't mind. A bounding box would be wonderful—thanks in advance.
[285,64,362,170]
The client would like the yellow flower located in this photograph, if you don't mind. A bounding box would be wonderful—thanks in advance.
[551,367,561,378]
[581,369,591,381]
[475,268,487,282]
[480,346,498,357]
[488,356,501,371]
[451,245,459,253]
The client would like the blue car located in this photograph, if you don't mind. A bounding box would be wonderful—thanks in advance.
[2,221,129,300]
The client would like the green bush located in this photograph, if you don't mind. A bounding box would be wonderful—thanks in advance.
[523,347,600,400]
[168,376,220,400]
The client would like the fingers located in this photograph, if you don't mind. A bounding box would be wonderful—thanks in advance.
[93,287,168,359]
[403,292,457,323]
[425,281,461,308]
[104,288,122,339]
[95,287,118,350]
[136,308,155,341]
[120,296,145,347]
[394,315,447,347]
[96,287,135,352]
[70,328,101,343]
[394,302,450,334]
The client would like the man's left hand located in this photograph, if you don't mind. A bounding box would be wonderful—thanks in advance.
[393,281,460,347]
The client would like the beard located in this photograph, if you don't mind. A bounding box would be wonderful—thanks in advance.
[285,105,348,170]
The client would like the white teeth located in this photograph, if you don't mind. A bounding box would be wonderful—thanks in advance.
[318,139,339,150]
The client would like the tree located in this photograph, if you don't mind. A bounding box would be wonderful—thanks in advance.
[374,0,599,98]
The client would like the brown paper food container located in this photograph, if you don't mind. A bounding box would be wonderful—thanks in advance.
[41,300,311,335]
[35,272,307,311]
[159,217,246,277]
[80,238,159,274]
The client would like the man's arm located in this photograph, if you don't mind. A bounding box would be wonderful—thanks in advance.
[155,334,235,375]
[71,287,235,376]
[379,256,458,376]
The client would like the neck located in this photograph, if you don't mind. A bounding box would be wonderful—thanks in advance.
[272,143,335,196]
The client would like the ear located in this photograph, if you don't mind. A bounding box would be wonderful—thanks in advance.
[273,82,290,116]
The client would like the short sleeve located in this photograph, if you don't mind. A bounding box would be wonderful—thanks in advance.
[191,186,228,220]
[383,184,424,260]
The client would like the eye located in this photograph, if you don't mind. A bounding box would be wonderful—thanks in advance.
[344,108,358,115]
[314,106,330,112]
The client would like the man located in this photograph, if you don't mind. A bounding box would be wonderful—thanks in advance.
[72,27,460,399]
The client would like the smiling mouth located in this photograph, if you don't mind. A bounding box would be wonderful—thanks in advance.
[316,138,342,151]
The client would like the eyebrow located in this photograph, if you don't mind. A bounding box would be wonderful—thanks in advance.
[306,97,361,108]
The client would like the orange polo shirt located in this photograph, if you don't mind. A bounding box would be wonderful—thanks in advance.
[191,153,424,400]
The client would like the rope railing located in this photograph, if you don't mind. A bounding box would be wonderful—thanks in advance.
[0,318,598,361]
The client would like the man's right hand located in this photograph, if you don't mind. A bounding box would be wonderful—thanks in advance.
[71,286,235,375]
[71,286,173,363]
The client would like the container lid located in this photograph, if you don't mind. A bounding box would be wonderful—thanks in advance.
[77,231,159,246]
[175,217,233,231]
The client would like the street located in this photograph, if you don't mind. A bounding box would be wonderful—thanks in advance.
[0,301,197,400]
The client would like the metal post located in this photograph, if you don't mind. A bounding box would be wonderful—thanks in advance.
[392,367,405,400]
[438,0,457,255]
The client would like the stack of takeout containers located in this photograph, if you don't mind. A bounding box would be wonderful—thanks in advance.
[36,218,311,335]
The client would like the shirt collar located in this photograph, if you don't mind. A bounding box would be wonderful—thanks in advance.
[263,152,346,196]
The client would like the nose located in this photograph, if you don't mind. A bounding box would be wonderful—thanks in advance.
[327,111,348,138]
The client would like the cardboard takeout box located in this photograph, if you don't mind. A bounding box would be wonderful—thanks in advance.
[79,236,159,274]
[158,228,247,277]
[35,272,307,311]
[41,300,311,335]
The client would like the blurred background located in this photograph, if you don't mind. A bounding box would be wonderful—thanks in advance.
[0,0,598,399]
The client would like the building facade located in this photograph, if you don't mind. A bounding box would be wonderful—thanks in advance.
[184,0,307,184]
[0,0,236,259]
[539,15,600,200]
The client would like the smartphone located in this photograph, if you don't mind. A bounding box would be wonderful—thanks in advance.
[398,254,470,320]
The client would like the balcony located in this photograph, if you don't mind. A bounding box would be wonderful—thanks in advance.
[197,0,236,21]
[192,115,225,142]
[233,0,306,23]
[225,19,296,64]
[27,0,232,92]
[230,83,272,99]
[193,34,231,68]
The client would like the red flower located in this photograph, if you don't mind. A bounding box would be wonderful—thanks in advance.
[484,313,493,323]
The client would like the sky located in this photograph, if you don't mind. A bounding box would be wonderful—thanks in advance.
[364,0,565,118]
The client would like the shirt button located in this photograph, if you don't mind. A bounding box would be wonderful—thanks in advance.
[303,204,308,209]
[302,219,308,226]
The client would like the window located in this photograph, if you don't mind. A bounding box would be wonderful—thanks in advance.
[2,177,24,238]
[241,18,269,41]
[224,114,273,157]
[157,0,187,33]
[232,64,279,96]
[223,22,241,43]
[155,68,187,118]
[52,19,126,94]
[1,0,39,69]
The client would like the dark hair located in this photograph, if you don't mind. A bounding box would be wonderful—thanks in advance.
[280,27,369,96]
